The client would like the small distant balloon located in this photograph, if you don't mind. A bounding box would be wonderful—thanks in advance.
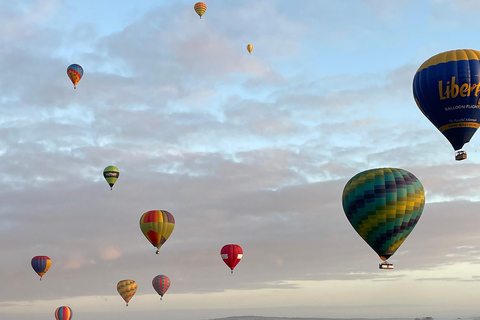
[194,2,207,19]
[103,165,119,190]
[67,64,83,89]
[117,279,137,306]
[31,255,51,280]
[246,44,253,54]
[152,275,170,300]
[221,244,243,273]
[140,210,175,254]
[54,306,72,320]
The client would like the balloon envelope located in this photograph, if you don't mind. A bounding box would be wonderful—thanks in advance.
[152,275,170,299]
[221,244,243,272]
[67,64,83,89]
[194,2,207,18]
[31,256,51,280]
[117,279,137,306]
[140,210,175,254]
[103,165,119,190]
[55,306,72,320]
[342,168,425,261]
[413,49,480,152]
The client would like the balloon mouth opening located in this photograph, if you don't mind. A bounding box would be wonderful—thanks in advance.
[379,255,391,261]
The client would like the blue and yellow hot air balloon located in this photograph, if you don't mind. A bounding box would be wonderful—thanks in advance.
[140,210,175,254]
[67,64,83,89]
[342,168,425,269]
[31,255,51,280]
[413,49,480,160]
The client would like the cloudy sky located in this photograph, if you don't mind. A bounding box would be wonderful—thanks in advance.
[2,0,480,319]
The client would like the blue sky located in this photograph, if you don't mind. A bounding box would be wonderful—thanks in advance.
[3,1,480,320]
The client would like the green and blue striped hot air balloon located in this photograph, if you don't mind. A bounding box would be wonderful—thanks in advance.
[342,168,425,268]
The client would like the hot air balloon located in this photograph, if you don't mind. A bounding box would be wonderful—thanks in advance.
[140,210,175,254]
[342,168,425,269]
[194,2,207,19]
[67,64,83,89]
[413,49,480,160]
[246,44,253,54]
[31,256,51,280]
[117,279,137,306]
[221,244,243,273]
[103,165,119,190]
[152,275,170,300]
[55,306,72,320]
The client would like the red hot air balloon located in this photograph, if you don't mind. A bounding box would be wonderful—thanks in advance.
[221,244,243,273]
[152,275,170,300]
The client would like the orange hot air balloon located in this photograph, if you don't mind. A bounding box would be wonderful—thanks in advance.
[246,44,253,54]
[139,210,175,254]
[194,2,207,19]
[117,279,137,306]
[67,64,83,89]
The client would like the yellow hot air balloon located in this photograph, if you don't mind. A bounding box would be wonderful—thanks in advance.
[140,210,175,254]
[246,44,253,54]
[194,2,207,19]
[117,279,137,306]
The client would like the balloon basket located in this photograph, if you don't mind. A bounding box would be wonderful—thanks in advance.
[455,150,467,161]
[379,262,394,269]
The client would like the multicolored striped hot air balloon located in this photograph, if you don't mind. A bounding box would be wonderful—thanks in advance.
[152,275,170,300]
[221,244,243,273]
[103,165,119,190]
[54,306,72,320]
[342,168,425,269]
[117,279,137,306]
[139,210,175,254]
[413,49,480,160]
[67,64,83,89]
[31,255,51,280]
[194,2,207,19]
[246,44,253,54]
